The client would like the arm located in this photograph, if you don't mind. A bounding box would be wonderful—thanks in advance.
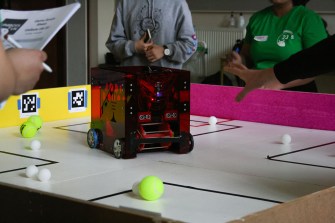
[225,20,253,69]
[105,1,152,61]
[105,2,134,61]
[0,41,47,102]
[274,34,335,83]
[145,1,197,64]
[168,1,197,64]
[0,41,16,102]
[223,64,281,102]
[146,1,197,64]
[223,35,335,101]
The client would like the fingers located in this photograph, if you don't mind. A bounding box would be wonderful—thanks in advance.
[223,65,245,80]
[232,64,248,82]
[231,51,239,59]
[140,33,146,41]
[235,88,249,102]
[236,82,257,102]
[145,44,164,62]
[30,50,47,72]
[144,44,153,52]
[226,51,241,63]
[146,52,158,62]
[40,51,47,62]
[136,40,153,53]
[234,63,247,70]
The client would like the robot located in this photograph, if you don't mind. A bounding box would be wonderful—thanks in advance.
[87,66,194,159]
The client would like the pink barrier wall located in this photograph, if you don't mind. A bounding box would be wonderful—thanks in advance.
[190,84,335,131]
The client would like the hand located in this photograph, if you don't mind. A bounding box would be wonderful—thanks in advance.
[225,51,243,65]
[224,64,282,102]
[6,48,47,95]
[135,32,153,54]
[145,45,164,62]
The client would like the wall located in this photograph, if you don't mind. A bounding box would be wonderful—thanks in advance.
[89,1,335,93]
[67,0,88,86]
[89,0,115,68]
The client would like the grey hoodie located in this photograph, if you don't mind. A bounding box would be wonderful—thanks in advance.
[106,0,197,69]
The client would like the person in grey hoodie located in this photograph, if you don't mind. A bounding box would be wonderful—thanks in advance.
[106,0,197,69]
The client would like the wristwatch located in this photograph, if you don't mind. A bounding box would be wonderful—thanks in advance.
[163,45,171,57]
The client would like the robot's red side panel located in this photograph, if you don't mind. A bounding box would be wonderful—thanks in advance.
[91,86,101,120]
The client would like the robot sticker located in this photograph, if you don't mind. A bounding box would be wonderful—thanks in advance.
[18,93,40,118]
[68,88,88,113]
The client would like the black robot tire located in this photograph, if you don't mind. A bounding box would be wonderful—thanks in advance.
[87,129,98,149]
[187,132,194,152]
[179,132,194,153]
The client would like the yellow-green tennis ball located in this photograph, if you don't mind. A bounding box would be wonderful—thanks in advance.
[138,176,164,201]
[28,115,43,130]
[20,121,37,138]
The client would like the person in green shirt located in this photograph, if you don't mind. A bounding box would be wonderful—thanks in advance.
[224,35,335,102]
[227,0,328,92]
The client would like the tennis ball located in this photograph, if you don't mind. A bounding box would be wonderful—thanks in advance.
[138,176,164,201]
[28,115,43,130]
[20,121,37,138]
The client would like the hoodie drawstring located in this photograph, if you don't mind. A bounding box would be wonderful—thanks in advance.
[147,0,156,31]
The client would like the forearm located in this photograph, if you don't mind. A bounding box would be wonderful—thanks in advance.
[0,68,15,102]
[166,2,197,64]
[0,45,16,102]
[106,36,136,61]
[274,35,335,84]
[105,5,137,61]
[282,77,315,89]
[167,39,197,64]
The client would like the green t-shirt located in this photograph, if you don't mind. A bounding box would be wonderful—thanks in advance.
[244,6,328,69]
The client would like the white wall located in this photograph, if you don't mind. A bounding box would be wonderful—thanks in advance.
[89,0,115,68]
[89,1,335,93]
[67,0,88,85]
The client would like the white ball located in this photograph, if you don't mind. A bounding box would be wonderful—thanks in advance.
[26,165,38,178]
[208,116,217,125]
[281,134,292,144]
[30,140,41,151]
[37,168,51,182]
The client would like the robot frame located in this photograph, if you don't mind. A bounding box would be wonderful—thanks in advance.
[87,66,194,159]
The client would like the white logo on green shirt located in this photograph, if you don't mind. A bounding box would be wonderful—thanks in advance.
[277,30,294,47]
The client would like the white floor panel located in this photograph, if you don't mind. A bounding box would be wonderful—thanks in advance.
[97,184,277,223]
[0,116,334,222]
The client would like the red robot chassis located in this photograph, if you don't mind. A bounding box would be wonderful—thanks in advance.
[87,66,194,159]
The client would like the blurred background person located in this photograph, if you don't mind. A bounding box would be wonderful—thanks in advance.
[226,0,328,92]
[106,0,197,69]
[224,35,335,101]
